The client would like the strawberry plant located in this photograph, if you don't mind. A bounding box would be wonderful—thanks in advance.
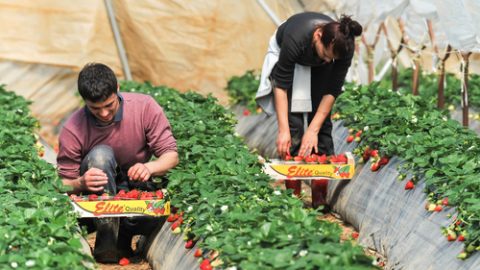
[121,81,376,269]
[225,70,261,114]
[379,68,480,110]
[0,86,92,269]
[333,81,480,259]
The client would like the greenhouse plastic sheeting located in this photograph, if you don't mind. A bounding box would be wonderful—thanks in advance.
[234,110,480,270]
[146,218,198,270]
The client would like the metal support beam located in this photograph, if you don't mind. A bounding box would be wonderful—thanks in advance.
[256,0,282,27]
[104,0,132,81]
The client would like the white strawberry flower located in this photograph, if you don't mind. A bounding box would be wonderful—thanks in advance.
[287,234,293,240]
[273,190,282,195]
[25,260,35,267]
[221,205,228,213]
[187,206,193,212]
[11,262,18,268]
[363,126,369,131]
[411,116,418,123]
[299,250,308,257]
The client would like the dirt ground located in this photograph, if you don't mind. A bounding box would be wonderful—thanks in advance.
[86,234,151,270]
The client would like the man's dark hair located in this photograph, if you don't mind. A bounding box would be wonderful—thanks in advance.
[78,63,118,102]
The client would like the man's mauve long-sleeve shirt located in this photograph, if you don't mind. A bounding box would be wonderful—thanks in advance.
[57,92,177,179]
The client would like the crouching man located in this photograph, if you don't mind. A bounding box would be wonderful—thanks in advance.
[57,63,179,263]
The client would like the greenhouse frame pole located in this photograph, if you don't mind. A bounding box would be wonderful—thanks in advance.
[256,0,282,26]
[104,0,133,81]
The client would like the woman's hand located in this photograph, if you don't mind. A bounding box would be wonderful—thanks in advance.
[299,130,318,157]
[276,129,291,159]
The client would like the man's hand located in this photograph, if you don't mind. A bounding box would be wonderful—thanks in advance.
[276,129,291,159]
[128,163,151,182]
[299,130,318,157]
[81,168,108,192]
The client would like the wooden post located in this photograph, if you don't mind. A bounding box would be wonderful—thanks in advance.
[437,45,452,109]
[381,22,404,91]
[461,52,472,127]
[361,24,384,84]
[412,58,420,96]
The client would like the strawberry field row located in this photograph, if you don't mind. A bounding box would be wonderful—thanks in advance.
[0,86,91,269]
[121,81,376,269]
[333,82,480,259]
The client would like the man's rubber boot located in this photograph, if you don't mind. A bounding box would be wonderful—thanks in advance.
[93,217,120,263]
[311,179,330,213]
[285,180,302,196]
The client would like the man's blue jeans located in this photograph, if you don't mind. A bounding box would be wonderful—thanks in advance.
[78,145,164,262]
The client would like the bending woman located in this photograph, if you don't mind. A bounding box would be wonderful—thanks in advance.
[256,12,362,210]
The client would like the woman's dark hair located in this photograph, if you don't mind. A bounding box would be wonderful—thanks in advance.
[320,15,363,59]
[78,63,118,102]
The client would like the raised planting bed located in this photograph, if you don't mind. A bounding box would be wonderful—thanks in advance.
[0,86,93,269]
[122,81,376,269]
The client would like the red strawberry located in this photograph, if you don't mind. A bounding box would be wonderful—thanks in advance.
[293,156,303,162]
[379,156,389,166]
[370,150,379,158]
[336,154,347,164]
[305,155,316,163]
[117,189,127,198]
[156,190,164,199]
[101,193,110,200]
[351,232,359,239]
[346,135,354,143]
[167,213,179,222]
[171,221,181,231]
[113,195,121,200]
[118,257,130,266]
[362,148,371,162]
[130,189,141,199]
[442,197,449,206]
[370,162,380,172]
[185,239,195,249]
[200,259,212,270]
[284,154,293,161]
[194,248,203,257]
[458,235,466,242]
[355,130,363,137]
[242,109,251,116]
[317,154,328,164]
[140,191,154,200]
[434,205,443,212]
[88,194,98,201]
[405,180,414,190]
[447,232,457,241]
[154,208,165,215]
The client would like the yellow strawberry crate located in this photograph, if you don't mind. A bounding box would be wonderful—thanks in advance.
[69,189,170,218]
[262,152,355,180]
